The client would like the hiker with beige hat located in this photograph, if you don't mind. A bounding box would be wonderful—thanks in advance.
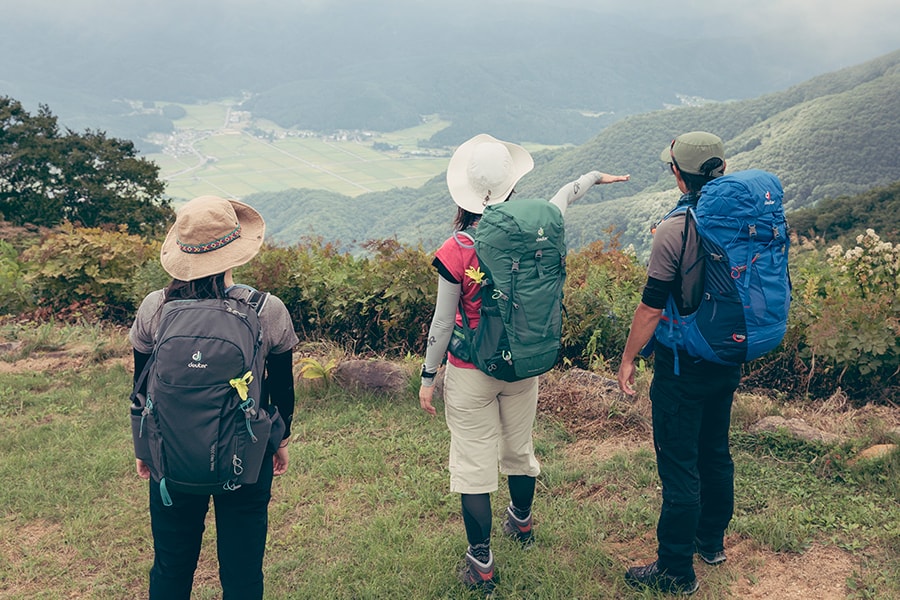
[129,195,298,600]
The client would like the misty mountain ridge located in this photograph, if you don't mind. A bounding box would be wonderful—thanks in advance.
[244,49,900,256]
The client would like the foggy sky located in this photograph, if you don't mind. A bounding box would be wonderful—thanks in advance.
[1,0,897,72]
[3,0,899,63]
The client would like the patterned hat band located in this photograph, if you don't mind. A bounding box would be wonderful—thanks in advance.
[177,224,242,254]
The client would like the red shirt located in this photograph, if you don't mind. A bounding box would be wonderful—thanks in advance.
[434,231,485,368]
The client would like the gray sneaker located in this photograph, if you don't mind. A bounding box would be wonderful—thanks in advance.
[458,550,497,594]
[501,504,534,547]
[694,540,727,565]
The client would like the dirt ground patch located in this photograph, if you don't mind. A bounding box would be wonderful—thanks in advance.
[0,348,130,374]
[727,542,857,599]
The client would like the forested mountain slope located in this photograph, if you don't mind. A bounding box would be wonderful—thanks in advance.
[249,50,900,255]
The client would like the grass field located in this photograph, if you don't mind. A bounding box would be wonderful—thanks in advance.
[1,322,898,599]
[146,101,454,201]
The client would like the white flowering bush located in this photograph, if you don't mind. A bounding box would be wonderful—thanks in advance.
[793,229,900,397]
[825,229,900,297]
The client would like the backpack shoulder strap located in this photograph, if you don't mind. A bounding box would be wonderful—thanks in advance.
[453,229,475,248]
[247,289,269,315]
[226,284,269,316]
[130,358,152,405]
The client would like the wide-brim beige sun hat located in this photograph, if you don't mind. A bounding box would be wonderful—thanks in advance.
[160,195,266,281]
[446,133,534,214]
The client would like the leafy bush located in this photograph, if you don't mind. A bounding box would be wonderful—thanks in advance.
[127,247,169,309]
[9,220,898,405]
[22,223,154,321]
[238,237,435,355]
[235,236,647,363]
[561,237,645,369]
[0,240,32,314]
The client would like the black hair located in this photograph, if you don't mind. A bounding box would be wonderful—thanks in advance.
[674,156,724,193]
[164,273,227,303]
[454,207,480,231]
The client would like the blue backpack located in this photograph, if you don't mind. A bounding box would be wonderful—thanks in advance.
[653,169,791,372]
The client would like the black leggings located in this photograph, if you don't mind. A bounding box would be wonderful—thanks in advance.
[460,475,536,547]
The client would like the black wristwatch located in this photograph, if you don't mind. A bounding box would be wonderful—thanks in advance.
[420,364,437,380]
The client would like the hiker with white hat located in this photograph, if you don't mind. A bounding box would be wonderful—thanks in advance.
[129,195,298,599]
[419,133,629,593]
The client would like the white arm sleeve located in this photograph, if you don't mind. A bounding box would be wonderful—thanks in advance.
[423,275,462,373]
[549,171,604,216]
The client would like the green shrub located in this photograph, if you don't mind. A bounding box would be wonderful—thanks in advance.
[0,240,32,315]
[22,223,154,321]
[561,238,645,369]
[237,237,435,355]
[127,253,170,309]
[236,236,646,362]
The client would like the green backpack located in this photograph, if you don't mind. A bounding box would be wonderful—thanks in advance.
[451,197,567,381]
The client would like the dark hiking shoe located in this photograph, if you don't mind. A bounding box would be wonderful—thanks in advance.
[624,561,699,595]
[458,550,497,595]
[694,539,727,565]
[502,503,534,547]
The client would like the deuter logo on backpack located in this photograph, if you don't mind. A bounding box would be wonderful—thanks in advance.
[654,169,792,371]
[188,350,207,369]
[450,197,567,382]
[130,290,284,506]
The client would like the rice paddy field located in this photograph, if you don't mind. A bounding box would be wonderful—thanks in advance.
[145,101,454,201]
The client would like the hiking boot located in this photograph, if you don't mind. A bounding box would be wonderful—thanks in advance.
[458,550,497,594]
[624,561,699,595]
[502,504,534,547]
[694,539,727,565]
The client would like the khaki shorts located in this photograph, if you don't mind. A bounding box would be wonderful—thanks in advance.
[443,362,541,494]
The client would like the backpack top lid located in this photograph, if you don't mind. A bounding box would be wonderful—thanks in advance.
[697,169,784,219]
[475,197,566,255]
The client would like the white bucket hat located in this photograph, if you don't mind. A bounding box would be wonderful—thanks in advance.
[160,195,265,281]
[446,134,534,214]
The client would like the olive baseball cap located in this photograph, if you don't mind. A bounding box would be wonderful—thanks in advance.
[660,131,725,177]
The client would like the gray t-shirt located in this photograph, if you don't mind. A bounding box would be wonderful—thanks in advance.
[129,285,299,357]
[646,211,705,315]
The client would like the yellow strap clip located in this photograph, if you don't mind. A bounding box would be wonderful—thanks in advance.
[229,371,254,400]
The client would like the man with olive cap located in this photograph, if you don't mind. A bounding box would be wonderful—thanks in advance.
[617,132,737,595]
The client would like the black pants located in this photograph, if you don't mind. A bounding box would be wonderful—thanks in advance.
[148,456,274,600]
[650,345,741,579]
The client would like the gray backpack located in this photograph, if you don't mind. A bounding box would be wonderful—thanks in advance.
[130,289,283,506]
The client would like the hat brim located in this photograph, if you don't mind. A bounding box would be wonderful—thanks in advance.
[660,145,673,164]
[446,134,534,214]
[160,198,265,281]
